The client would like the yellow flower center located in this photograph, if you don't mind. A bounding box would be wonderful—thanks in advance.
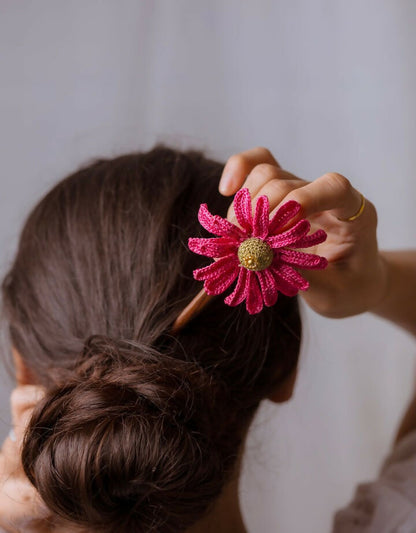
[237,237,274,271]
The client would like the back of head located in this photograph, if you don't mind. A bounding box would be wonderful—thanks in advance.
[2,146,301,532]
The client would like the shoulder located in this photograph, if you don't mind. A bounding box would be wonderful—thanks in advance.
[332,431,416,532]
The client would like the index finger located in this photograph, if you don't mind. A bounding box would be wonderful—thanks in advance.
[219,147,280,196]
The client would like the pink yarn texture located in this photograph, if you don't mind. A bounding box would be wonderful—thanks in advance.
[188,188,328,314]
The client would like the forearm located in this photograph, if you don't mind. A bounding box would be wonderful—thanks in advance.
[371,251,416,443]
[371,250,416,337]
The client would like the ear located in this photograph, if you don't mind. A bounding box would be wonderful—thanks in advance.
[12,348,36,386]
[267,367,298,404]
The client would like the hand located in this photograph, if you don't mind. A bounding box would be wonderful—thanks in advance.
[219,147,386,318]
[0,386,57,533]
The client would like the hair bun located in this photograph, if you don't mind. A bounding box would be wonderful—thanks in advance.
[22,335,232,533]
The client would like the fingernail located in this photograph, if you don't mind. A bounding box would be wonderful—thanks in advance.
[219,172,233,195]
[218,180,229,195]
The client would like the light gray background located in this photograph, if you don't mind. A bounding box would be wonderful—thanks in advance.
[1,2,415,532]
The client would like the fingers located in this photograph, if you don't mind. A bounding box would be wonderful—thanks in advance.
[277,172,364,221]
[248,174,305,213]
[219,147,280,196]
[226,163,305,222]
[243,165,302,198]
[221,148,365,225]
[0,386,50,533]
[0,474,50,531]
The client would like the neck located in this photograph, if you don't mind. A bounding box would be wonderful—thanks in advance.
[185,457,247,533]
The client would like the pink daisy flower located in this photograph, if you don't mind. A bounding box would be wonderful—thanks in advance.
[188,188,328,314]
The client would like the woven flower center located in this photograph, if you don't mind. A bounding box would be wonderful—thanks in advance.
[237,237,274,271]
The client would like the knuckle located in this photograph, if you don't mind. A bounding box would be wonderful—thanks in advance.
[324,172,352,193]
[263,178,293,197]
[226,153,245,169]
[252,163,279,180]
[365,198,378,225]
[254,146,273,158]
[286,187,312,211]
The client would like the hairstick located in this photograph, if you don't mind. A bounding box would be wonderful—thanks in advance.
[171,188,328,333]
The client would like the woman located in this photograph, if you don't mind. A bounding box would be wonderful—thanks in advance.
[0,146,413,532]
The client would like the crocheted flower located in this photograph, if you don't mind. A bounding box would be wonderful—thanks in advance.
[188,188,328,314]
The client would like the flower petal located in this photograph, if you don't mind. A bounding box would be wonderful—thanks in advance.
[233,188,253,232]
[204,264,239,295]
[224,267,248,306]
[266,219,311,248]
[280,249,328,270]
[188,237,238,258]
[291,229,327,249]
[252,195,270,239]
[268,267,300,297]
[193,254,238,281]
[198,204,244,239]
[245,270,263,314]
[271,262,309,291]
[268,200,301,234]
[256,269,279,307]
[270,274,299,296]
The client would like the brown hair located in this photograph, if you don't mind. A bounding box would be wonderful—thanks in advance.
[2,146,301,532]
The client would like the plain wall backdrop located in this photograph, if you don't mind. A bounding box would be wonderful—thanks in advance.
[0,1,415,532]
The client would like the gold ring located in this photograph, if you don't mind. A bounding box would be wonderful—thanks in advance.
[337,193,366,222]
